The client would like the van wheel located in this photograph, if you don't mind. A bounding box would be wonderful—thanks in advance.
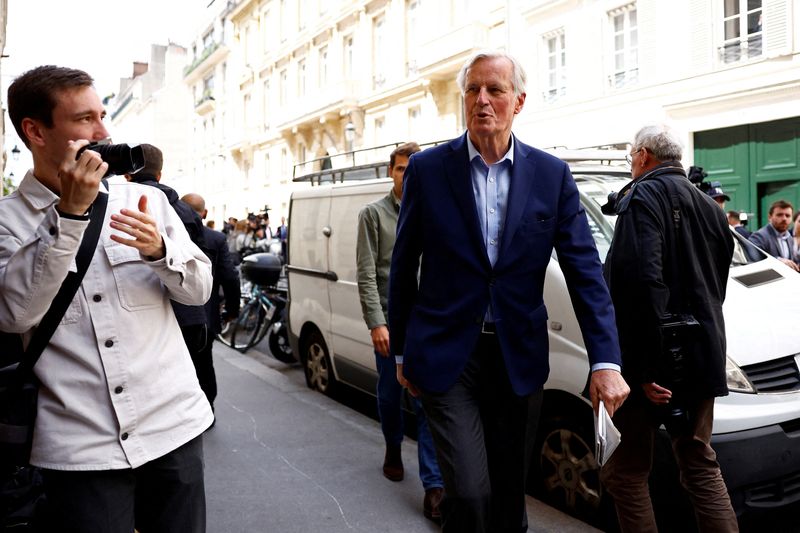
[303,331,337,396]
[532,415,606,526]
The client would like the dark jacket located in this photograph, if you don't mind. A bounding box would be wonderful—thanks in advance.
[131,175,208,326]
[604,163,734,399]
[202,226,240,335]
[749,223,793,260]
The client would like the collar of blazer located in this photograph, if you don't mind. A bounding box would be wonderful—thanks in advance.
[441,133,539,269]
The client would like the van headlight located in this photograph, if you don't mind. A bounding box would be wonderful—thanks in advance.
[726,357,755,393]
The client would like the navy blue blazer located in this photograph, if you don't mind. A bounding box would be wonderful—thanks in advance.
[388,133,621,396]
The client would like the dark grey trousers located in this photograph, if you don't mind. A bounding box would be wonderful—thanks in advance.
[41,434,206,533]
[419,333,543,533]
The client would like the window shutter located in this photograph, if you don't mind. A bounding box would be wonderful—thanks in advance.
[764,0,792,57]
[688,0,713,73]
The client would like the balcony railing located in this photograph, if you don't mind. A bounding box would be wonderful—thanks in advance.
[195,90,216,115]
[184,42,221,77]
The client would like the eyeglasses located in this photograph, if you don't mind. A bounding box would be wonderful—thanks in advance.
[625,148,642,166]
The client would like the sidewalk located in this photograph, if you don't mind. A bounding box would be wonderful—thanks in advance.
[203,343,601,533]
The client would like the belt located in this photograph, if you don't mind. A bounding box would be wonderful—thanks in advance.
[481,322,496,335]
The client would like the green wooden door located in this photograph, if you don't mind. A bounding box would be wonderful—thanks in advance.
[694,117,800,229]
[694,126,749,212]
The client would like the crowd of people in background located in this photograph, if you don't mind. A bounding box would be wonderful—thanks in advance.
[217,212,288,264]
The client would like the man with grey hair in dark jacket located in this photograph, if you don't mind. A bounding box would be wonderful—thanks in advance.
[601,124,738,532]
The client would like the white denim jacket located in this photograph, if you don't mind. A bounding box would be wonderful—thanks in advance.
[0,172,214,471]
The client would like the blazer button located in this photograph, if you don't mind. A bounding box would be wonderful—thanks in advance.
[105,339,114,348]
[114,386,123,394]
[93,294,102,302]
[49,227,56,235]
[121,432,129,441]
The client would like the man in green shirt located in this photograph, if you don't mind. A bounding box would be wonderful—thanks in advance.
[356,142,444,522]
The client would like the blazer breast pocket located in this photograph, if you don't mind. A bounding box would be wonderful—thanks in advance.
[520,216,556,236]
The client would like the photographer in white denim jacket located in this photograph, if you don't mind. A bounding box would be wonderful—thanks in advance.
[0,65,213,533]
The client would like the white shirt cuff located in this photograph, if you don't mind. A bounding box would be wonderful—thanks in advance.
[591,362,621,372]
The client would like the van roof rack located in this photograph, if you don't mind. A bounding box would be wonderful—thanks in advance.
[293,139,448,185]
[293,140,629,185]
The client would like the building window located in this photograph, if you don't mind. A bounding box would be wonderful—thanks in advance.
[406,0,422,76]
[720,0,762,63]
[542,29,566,102]
[298,59,306,97]
[262,79,270,132]
[608,4,638,88]
[281,147,289,177]
[202,30,214,50]
[297,143,307,174]
[280,69,287,106]
[343,35,354,78]
[201,76,214,103]
[318,46,328,87]
[262,9,271,54]
[264,153,271,184]
[280,0,288,43]
[373,16,387,89]
[243,93,251,131]
[298,0,306,31]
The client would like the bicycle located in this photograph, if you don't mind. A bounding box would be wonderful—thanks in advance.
[221,253,294,363]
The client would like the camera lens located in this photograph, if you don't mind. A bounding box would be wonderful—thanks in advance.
[78,142,145,177]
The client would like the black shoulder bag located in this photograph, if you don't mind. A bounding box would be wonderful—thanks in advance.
[1,186,108,531]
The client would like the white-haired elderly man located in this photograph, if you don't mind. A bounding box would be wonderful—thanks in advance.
[388,50,629,532]
[602,124,738,532]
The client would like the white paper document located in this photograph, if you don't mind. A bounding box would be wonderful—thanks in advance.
[595,401,621,466]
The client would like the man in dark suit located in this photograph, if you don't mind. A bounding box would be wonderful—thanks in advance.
[388,50,629,532]
[182,193,241,411]
[749,200,799,272]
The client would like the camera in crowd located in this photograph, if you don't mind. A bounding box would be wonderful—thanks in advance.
[656,314,701,436]
[76,138,145,178]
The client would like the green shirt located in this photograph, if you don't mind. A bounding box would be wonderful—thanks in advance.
[356,190,400,330]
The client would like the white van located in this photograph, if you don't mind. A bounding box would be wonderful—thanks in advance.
[286,148,800,526]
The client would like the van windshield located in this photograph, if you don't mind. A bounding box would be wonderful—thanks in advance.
[579,190,615,263]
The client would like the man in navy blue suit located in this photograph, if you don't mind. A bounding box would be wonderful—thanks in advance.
[388,50,630,532]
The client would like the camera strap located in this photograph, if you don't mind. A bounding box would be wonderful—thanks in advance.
[647,172,691,316]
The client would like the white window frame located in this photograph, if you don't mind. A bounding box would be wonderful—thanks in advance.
[298,58,307,97]
[343,35,355,79]
[542,28,566,102]
[608,3,638,89]
[406,0,422,77]
[318,45,328,88]
[718,0,763,63]
[373,15,387,90]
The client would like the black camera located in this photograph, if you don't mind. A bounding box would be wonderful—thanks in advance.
[76,139,145,177]
[656,314,700,435]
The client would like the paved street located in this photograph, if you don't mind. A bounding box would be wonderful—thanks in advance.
[203,341,599,533]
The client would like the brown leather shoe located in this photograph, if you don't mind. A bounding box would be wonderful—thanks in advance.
[423,487,444,523]
[382,444,404,481]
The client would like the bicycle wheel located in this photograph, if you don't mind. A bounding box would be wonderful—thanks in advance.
[230,301,265,353]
